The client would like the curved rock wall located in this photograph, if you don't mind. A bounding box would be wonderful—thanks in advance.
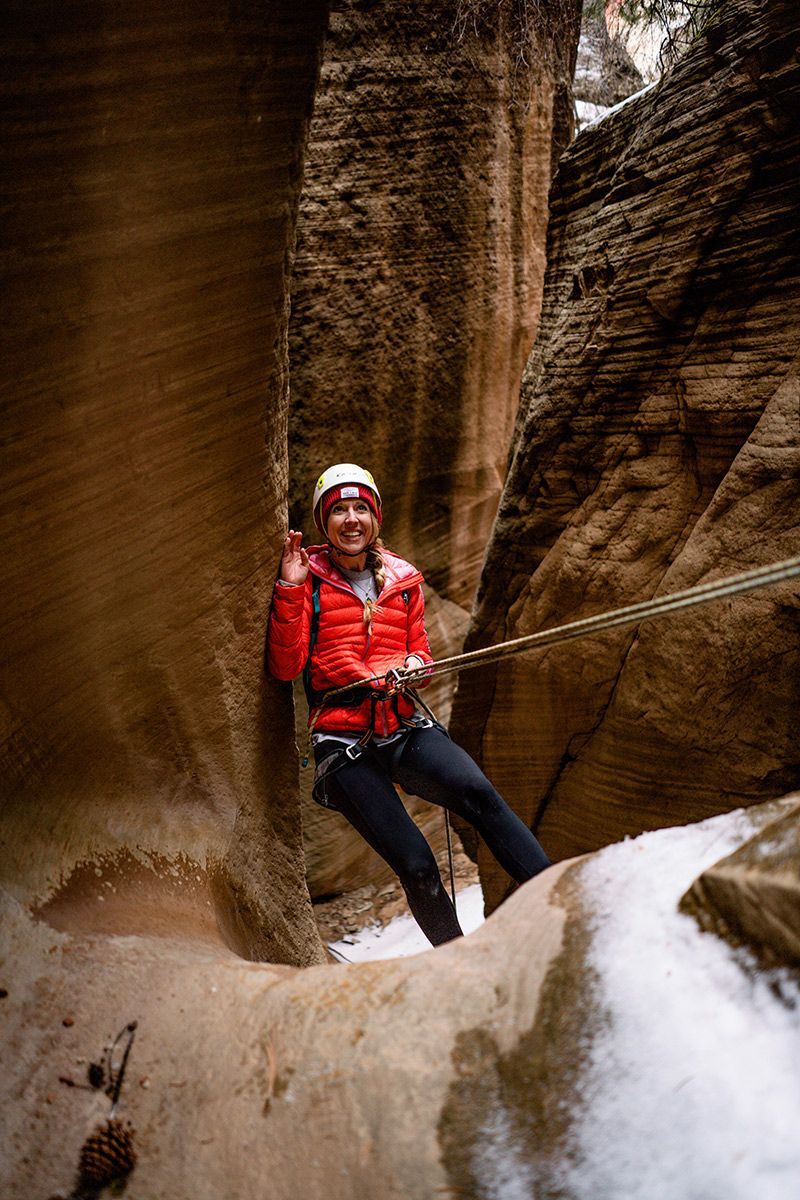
[0,0,328,965]
[451,0,800,910]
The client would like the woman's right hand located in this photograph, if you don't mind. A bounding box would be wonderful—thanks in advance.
[280,530,309,586]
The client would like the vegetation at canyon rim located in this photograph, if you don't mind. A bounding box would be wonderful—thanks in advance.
[613,0,729,65]
[452,0,726,51]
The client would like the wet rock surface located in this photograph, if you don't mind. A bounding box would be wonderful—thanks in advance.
[451,0,800,910]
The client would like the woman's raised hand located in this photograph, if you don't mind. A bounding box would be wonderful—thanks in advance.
[280,530,309,585]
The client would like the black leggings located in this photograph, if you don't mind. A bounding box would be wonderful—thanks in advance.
[321,726,550,946]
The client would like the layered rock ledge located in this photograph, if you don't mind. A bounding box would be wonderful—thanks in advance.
[4,799,798,1198]
[682,795,800,968]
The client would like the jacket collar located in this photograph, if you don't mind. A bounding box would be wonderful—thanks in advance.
[307,545,423,593]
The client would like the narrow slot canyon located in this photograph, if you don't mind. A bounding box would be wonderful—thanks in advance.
[2,2,799,1197]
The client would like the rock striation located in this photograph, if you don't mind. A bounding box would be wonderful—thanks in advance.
[451,0,800,910]
[0,0,329,965]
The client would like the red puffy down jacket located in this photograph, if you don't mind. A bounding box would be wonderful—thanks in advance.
[267,545,433,736]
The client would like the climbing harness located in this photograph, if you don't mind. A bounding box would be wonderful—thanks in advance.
[301,577,423,766]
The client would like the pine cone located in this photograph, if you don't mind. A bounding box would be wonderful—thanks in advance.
[78,1118,137,1188]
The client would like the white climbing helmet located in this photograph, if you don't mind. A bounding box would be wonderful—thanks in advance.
[312,463,383,532]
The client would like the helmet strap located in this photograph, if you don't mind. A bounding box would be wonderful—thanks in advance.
[328,539,376,560]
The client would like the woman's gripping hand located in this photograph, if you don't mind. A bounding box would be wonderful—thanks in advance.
[280,530,309,586]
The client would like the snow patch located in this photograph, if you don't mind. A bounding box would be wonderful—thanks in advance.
[575,98,613,130]
[472,1100,537,1200]
[578,79,657,132]
[328,882,485,962]
[566,812,800,1200]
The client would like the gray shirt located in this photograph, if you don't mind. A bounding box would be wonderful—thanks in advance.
[336,564,378,604]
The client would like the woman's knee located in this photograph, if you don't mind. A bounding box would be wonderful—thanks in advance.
[459,779,505,825]
[400,852,443,898]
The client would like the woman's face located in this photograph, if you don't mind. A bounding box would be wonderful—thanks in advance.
[327,499,374,556]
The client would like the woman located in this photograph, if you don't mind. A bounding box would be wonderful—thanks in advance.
[267,463,550,946]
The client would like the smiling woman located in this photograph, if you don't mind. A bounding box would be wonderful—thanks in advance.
[266,464,551,946]
[326,497,373,562]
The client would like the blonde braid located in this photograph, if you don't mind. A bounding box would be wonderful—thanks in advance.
[367,533,386,590]
[363,530,386,632]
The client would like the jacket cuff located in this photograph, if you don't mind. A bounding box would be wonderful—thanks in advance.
[271,578,307,620]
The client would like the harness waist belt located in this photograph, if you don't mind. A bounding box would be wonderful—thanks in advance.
[319,685,373,709]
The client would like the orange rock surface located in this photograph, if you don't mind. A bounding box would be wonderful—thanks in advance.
[0,0,329,965]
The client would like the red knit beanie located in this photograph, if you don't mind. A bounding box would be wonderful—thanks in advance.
[320,484,382,533]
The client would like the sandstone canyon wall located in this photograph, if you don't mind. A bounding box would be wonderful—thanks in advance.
[451,0,800,910]
[287,0,580,608]
[288,0,580,897]
[0,0,328,965]
[3,8,800,1188]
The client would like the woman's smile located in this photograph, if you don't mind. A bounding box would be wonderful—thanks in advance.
[327,501,373,555]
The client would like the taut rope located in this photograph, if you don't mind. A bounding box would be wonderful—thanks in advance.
[321,554,800,696]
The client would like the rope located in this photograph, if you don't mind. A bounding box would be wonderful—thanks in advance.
[305,553,799,747]
[304,553,798,946]
[400,553,800,687]
[444,810,457,909]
